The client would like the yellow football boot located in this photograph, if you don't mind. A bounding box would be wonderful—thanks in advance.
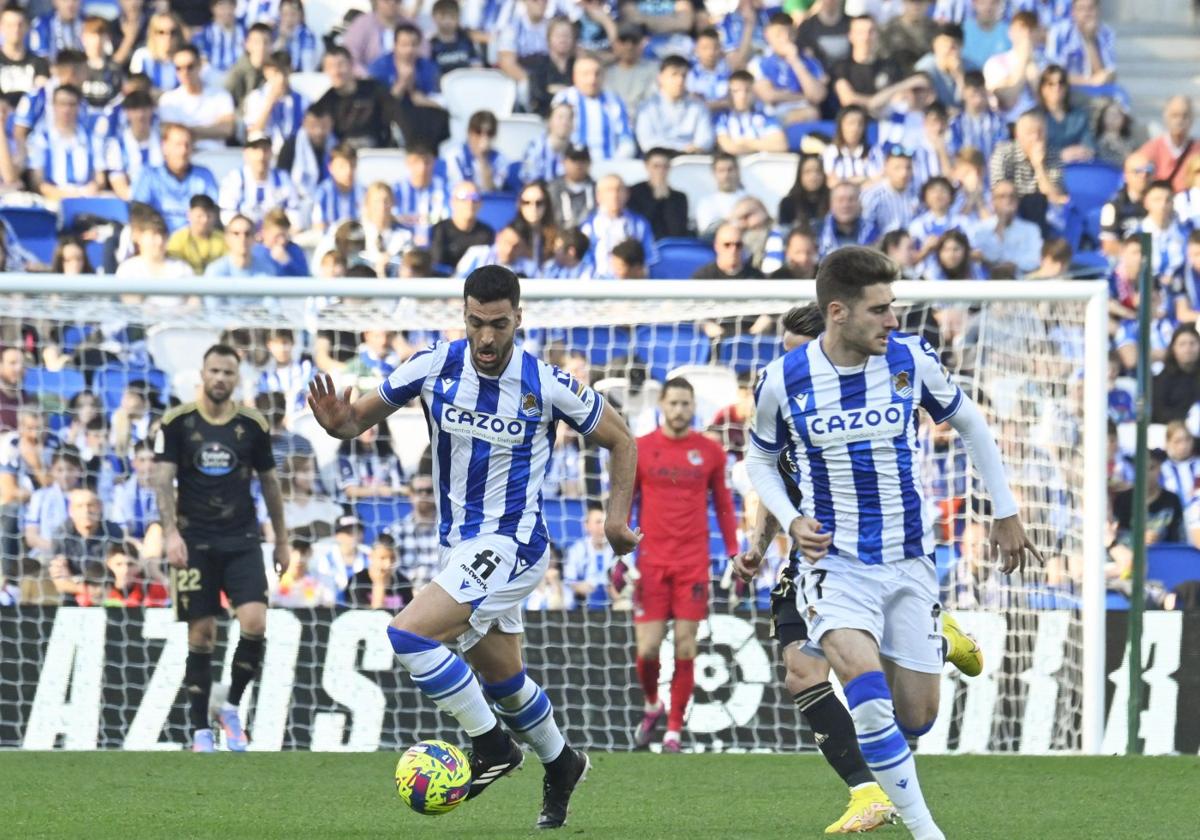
[942,610,983,678]
[824,783,897,834]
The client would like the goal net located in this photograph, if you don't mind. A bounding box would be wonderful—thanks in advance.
[0,278,1107,754]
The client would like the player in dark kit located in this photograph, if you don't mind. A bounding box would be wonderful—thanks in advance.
[153,344,289,753]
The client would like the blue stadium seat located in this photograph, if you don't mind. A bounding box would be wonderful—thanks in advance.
[24,367,86,402]
[1062,162,1122,212]
[717,334,779,375]
[1083,205,1104,249]
[354,498,412,544]
[1023,586,1081,610]
[1061,202,1085,251]
[0,205,58,264]
[61,324,94,356]
[93,364,168,412]
[1147,543,1200,591]
[1069,250,1110,279]
[477,192,517,232]
[1106,591,1131,610]
[535,325,632,366]
[633,322,711,381]
[934,544,958,586]
[784,120,836,151]
[60,196,130,231]
[543,497,586,550]
[649,237,712,280]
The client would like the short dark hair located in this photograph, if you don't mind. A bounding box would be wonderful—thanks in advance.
[52,83,82,103]
[463,265,521,307]
[189,193,218,212]
[661,376,694,397]
[173,44,200,63]
[766,11,792,28]
[123,90,154,110]
[432,0,460,15]
[611,238,645,267]
[468,109,498,135]
[255,391,287,425]
[696,26,720,42]
[1189,228,1200,246]
[203,343,241,364]
[1041,237,1073,264]
[1146,179,1174,197]
[660,54,690,74]
[558,226,590,257]
[782,303,824,339]
[395,21,422,40]
[248,21,273,37]
[920,175,955,204]
[53,48,86,67]
[712,151,738,169]
[815,246,898,313]
[263,50,292,73]
[324,45,351,64]
[933,22,964,43]
[729,69,754,86]
[963,70,986,90]
[51,447,83,471]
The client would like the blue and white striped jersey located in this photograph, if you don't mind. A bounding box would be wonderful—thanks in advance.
[243,87,308,152]
[1160,457,1200,508]
[129,49,178,92]
[310,180,363,229]
[751,332,964,564]
[686,60,731,102]
[947,109,1007,164]
[193,22,247,73]
[237,0,281,25]
[579,208,658,277]
[29,13,82,60]
[280,24,321,72]
[520,135,566,184]
[551,87,636,161]
[103,126,164,183]
[28,124,95,186]
[218,165,301,225]
[377,340,606,553]
[540,255,595,279]
[715,107,783,142]
[718,7,778,53]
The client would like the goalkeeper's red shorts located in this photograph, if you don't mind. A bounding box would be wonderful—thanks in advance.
[633,563,710,623]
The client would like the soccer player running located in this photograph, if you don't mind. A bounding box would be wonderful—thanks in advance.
[632,377,738,753]
[307,266,640,829]
[745,248,1040,840]
[736,303,985,834]
[153,345,290,753]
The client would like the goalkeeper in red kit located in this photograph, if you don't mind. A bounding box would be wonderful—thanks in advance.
[631,377,738,753]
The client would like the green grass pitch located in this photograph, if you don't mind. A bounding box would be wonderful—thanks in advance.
[6,752,1199,838]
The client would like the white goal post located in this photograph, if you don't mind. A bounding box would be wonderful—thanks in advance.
[0,274,1109,755]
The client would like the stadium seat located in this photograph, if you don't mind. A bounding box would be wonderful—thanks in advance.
[84,241,104,271]
[60,196,129,231]
[385,408,430,477]
[784,120,836,152]
[633,323,711,381]
[354,498,412,543]
[667,364,738,427]
[304,0,369,44]
[288,71,333,103]
[496,114,546,164]
[0,205,58,264]
[1061,202,1085,252]
[543,497,586,549]
[667,155,716,225]
[357,149,408,188]
[1146,543,1200,592]
[82,0,120,19]
[740,153,800,218]
[717,334,780,374]
[1106,591,1131,610]
[650,237,712,280]
[193,148,244,186]
[590,157,647,186]
[146,324,223,377]
[1062,162,1123,212]
[477,191,517,231]
[440,69,517,122]
[93,364,167,412]
[531,324,633,366]
[1069,250,1111,279]
[23,367,86,405]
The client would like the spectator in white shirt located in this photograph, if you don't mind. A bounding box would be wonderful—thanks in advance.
[24,449,83,560]
[970,178,1043,276]
[116,207,195,280]
[634,54,714,154]
[695,153,748,237]
[982,10,1045,123]
[156,44,235,151]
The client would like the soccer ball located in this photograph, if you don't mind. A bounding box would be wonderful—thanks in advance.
[394,740,473,815]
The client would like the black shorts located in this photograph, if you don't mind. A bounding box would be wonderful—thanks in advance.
[769,565,808,648]
[172,539,268,621]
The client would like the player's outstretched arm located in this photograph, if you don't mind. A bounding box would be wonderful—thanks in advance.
[585,401,642,556]
[947,398,1043,574]
[307,374,396,440]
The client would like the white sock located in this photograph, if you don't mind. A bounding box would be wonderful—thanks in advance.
[645,700,662,714]
[844,671,943,839]
[483,670,566,763]
[387,628,497,736]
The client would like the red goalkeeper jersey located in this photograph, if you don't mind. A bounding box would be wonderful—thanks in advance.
[633,429,739,568]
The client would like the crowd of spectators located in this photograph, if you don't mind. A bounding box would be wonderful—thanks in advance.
[0,0,1197,611]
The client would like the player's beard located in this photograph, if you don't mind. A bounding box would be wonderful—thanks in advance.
[471,338,510,374]
[204,384,232,405]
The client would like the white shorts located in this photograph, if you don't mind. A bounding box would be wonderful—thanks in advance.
[797,554,944,674]
[432,533,549,652]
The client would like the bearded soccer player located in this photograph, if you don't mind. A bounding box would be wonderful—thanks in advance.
[153,344,289,752]
[632,377,738,753]
[308,266,641,829]
[735,303,984,833]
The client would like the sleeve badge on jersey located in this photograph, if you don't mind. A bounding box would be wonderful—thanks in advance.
[520,392,541,417]
[554,367,585,398]
[892,371,914,399]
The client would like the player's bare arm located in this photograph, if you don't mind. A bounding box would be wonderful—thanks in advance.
[946,398,1042,575]
[733,499,781,582]
[788,515,832,563]
[152,460,186,569]
[307,373,397,440]
[584,401,642,555]
[258,468,290,575]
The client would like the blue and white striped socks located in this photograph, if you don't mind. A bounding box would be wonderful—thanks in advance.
[483,669,566,763]
[844,671,944,840]
[387,627,497,736]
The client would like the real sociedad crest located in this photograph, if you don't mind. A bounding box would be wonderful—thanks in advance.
[520,392,540,416]
[892,371,914,399]
[687,449,704,466]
